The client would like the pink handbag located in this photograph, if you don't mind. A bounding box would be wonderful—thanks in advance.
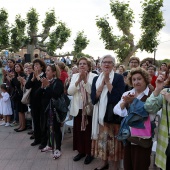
[130,116,151,138]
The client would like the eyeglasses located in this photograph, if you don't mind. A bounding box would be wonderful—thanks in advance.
[102,61,113,65]
[130,62,138,64]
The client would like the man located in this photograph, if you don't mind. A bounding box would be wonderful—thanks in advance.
[160,63,167,72]
[123,57,140,91]
[66,56,72,67]
[60,56,66,64]
[129,57,140,69]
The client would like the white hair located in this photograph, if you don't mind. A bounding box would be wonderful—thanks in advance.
[100,54,115,65]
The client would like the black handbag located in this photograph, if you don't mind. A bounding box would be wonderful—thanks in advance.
[52,94,70,123]
[104,103,123,124]
[165,100,170,156]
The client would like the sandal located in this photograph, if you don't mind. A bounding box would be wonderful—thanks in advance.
[53,150,62,160]
[41,146,52,152]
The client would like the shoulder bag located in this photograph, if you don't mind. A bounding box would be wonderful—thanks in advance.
[21,88,32,104]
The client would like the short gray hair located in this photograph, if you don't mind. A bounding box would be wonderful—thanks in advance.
[100,54,115,65]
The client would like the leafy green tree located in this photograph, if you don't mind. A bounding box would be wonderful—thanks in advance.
[0,8,9,50]
[72,31,89,59]
[3,8,71,61]
[96,0,164,65]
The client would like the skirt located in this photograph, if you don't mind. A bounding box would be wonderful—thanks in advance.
[73,110,92,155]
[91,123,124,161]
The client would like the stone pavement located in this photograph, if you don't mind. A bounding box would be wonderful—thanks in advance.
[0,122,160,170]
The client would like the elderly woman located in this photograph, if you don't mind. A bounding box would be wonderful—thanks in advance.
[144,73,170,170]
[91,55,125,170]
[114,67,153,170]
[68,57,97,165]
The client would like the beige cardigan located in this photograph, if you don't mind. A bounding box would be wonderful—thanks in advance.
[68,72,97,117]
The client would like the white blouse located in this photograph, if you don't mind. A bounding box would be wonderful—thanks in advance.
[114,86,150,117]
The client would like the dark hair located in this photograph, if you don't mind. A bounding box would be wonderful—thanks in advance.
[8,58,16,64]
[14,63,24,74]
[33,58,46,72]
[77,57,92,72]
[0,61,2,68]
[34,54,38,58]
[0,83,8,92]
[161,63,167,67]
[148,65,156,71]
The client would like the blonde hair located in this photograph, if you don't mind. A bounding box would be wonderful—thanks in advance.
[48,64,61,78]
[57,62,68,72]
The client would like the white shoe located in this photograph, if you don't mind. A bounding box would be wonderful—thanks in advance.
[5,123,10,127]
[0,122,6,126]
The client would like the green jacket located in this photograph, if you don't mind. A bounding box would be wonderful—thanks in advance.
[144,88,170,170]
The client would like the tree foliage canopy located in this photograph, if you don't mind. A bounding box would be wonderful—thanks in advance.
[0,8,9,50]
[96,0,164,65]
[72,31,89,58]
[0,8,71,60]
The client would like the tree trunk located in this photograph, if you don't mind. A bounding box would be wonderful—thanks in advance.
[122,46,138,67]
[27,45,35,61]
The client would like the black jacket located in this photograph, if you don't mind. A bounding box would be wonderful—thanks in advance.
[25,72,46,108]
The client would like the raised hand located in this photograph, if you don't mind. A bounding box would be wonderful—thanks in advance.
[122,93,135,104]
[41,77,50,88]
[79,70,87,83]
[155,75,165,91]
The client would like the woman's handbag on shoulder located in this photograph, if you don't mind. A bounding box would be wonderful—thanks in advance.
[21,88,31,104]
[84,102,93,116]
[52,94,70,122]
[165,100,170,156]
[127,114,152,148]
[127,137,153,148]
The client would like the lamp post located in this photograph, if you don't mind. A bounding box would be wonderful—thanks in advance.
[153,47,157,65]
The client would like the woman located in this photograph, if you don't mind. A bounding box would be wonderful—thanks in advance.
[58,62,68,84]
[68,57,97,165]
[114,67,153,170]
[25,59,46,148]
[144,73,170,170]
[11,63,28,132]
[140,62,148,70]
[91,55,125,170]
[36,64,64,159]
[118,65,126,75]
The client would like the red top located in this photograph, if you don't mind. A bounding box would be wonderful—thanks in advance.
[151,75,157,89]
[59,70,68,84]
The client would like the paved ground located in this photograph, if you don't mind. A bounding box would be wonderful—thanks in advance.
[0,121,160,170]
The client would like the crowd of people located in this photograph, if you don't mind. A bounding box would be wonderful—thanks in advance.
[0,55,170,170]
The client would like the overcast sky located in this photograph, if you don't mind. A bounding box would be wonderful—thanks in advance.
[0,0,169,62]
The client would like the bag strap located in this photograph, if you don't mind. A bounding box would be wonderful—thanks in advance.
[165,100,170,139]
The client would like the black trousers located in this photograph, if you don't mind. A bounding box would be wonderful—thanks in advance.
[32,107,41,142]
[40,112,48,146]
[48,117,62,151]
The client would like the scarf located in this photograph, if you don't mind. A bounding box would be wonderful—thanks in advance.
[80,73,90,131]
[91,70,114,139]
